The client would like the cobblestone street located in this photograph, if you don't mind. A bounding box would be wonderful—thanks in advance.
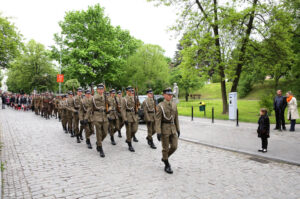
[1,108,300,199]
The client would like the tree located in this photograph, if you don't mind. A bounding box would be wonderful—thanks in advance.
[51,4,140,89]
[121,44,171,94]
[64,79,80,94]
[0,15,22,68]
[6,40,57,93]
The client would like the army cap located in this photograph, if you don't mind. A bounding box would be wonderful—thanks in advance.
[77,87,83,92]
[163,87,173,95]
[117,90,122,94]
[146,88,153,94]
[97,83,104,89]
[62,94,67,98]
[126,86,133,91]
[85,89,91,94]
[110,89,116,94]
[68,91,73,95]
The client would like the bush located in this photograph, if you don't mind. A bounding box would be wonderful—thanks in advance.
[259,93,274,115]
[238,74,254,98]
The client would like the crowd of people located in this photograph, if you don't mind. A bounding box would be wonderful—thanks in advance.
[0,85,180,174]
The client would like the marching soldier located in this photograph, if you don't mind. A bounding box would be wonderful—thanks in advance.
[66,91,74,137]
[116,90,123,138]
[131,89,139,142]
[121,86,138,152]
[156,87,180,174]
[34,94,40,115]
[54,95,61,120]
[89,83,108,157]
[79,89,93,149]
[42,92,51,119]
[142,88,157,149]
[59,95,68,133]
[73,88,83,143]
[107,89,119,145]
[39,93,44,117]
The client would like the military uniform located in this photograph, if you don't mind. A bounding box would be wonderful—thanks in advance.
[39,95,44,116]
[33,95,40,115]
[142,89,157,149]
[59,95,68,133]
[66,92,75,136]
[42,94,51,119]
[88,84,108,157]
[79,90,93,149]
[72,88,83,143]
[116,90,124,138]
[156,87,180,174]
[107,89,119,145]
[121,86,138,152]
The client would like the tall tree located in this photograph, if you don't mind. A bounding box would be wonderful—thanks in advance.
[51,4,140,89]
[0,15,22,68]
[6,40,57,93]
[121,44,171,94]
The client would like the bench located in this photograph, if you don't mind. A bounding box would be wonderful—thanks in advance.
[190,94,201,99]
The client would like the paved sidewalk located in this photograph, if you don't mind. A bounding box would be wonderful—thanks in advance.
[175,116,300,165]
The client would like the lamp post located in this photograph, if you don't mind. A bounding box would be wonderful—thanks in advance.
[59,35,62,94]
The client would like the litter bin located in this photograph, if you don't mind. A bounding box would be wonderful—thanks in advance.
[199,102,206,112]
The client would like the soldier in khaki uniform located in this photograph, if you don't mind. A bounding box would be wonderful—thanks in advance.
[42,92,51,119]
[116,90,123,138]
[79,89,93,149]
[39,93,44,117]
[88,83,108,157]
[53,95,60,119]
[73,88,83,143]
[107,89,119,145]
[66,91,74,137]
[156,87,180,174]
[59,95,68,133]
[142,89,157,149]
[121,86,138,152]
[34,94,40,115]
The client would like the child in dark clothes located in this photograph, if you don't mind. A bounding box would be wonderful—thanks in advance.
[257,108,270,153]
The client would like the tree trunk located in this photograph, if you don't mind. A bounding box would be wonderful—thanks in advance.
[185,92,189,102]
[231,0,258,92]
[213,0,228,114]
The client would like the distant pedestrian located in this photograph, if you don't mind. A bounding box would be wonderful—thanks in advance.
[1,94,6,109]
[257,108,270,153]
[286,91,299,132]
[273,90,287,131]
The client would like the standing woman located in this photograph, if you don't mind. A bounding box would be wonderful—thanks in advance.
[286,91,299,132]
[257,108,270,153]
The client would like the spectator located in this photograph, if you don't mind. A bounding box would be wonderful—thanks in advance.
[257,108,270,153]
[273,90,287,131]
[1,93,6,109]
[286,91,299,132]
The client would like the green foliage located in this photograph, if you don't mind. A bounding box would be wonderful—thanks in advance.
[259,93,274,115]
[51,4,140,88]
[6,40,57,93]
[122,44,171,94]
[64,79,80,93]
[0,14,22,68]
[237,73,254,98]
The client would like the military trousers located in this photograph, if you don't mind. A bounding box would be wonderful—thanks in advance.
[161,133,178,161]
[146,121,156,140]
[118,115,124,131]
[83,122,93,139]
[73,113,80,135]
[66,117,73,132]
[94,121,108,147]
[61,116,67,130]
[109,119,120,136]
[125,121,138,143]
[34,107,39,115]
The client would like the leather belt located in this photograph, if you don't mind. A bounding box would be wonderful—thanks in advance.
[148,111,154,113]
[126,109,134,112]
[162,121,174,124]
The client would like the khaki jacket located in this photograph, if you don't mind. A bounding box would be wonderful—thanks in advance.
[142,97,155,122]
[156,100,180,135]
[66,97,75,118]
[89,93,108,122]
[121,95,137,122]
[108,96,118,120]
[79,97,93,122]
[59,100,67,118]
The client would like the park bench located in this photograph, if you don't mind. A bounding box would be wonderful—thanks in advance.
[190,94,201,99]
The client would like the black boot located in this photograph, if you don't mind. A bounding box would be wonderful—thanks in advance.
[146,137,151,146]
[150,140,157,149]
[71,131,75,137]
[111,135,116,145]
[118,130,122,138]
[86,139,92,149]
[133,135,138,142]
[99,146,105,158]
[162,159,173,174]
[76,135,81,143]
[79,132,83,140]
[96,142,100,152]
[126,141,135,152]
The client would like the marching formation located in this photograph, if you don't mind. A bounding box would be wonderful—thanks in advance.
[1,85,180,174]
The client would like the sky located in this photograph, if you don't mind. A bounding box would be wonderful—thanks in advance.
[0,0,178,58]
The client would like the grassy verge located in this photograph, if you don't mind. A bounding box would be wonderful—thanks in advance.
[177,99,300,124]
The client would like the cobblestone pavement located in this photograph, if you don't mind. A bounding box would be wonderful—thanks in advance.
[1,108,300,199]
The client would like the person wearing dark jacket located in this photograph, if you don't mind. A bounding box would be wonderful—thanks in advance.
[257,108,270,153]
[273,90,287,131]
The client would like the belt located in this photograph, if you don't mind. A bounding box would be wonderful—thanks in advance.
[148,111,154,113]
[126,109,134,112]
[162,121,174,124]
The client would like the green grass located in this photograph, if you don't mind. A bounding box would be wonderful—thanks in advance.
[177,99,300,124]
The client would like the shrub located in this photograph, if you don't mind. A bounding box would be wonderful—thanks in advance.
[238,74,254,98]
[259,93,274,115]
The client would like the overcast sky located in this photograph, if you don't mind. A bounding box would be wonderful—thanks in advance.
[0,0,178,57]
